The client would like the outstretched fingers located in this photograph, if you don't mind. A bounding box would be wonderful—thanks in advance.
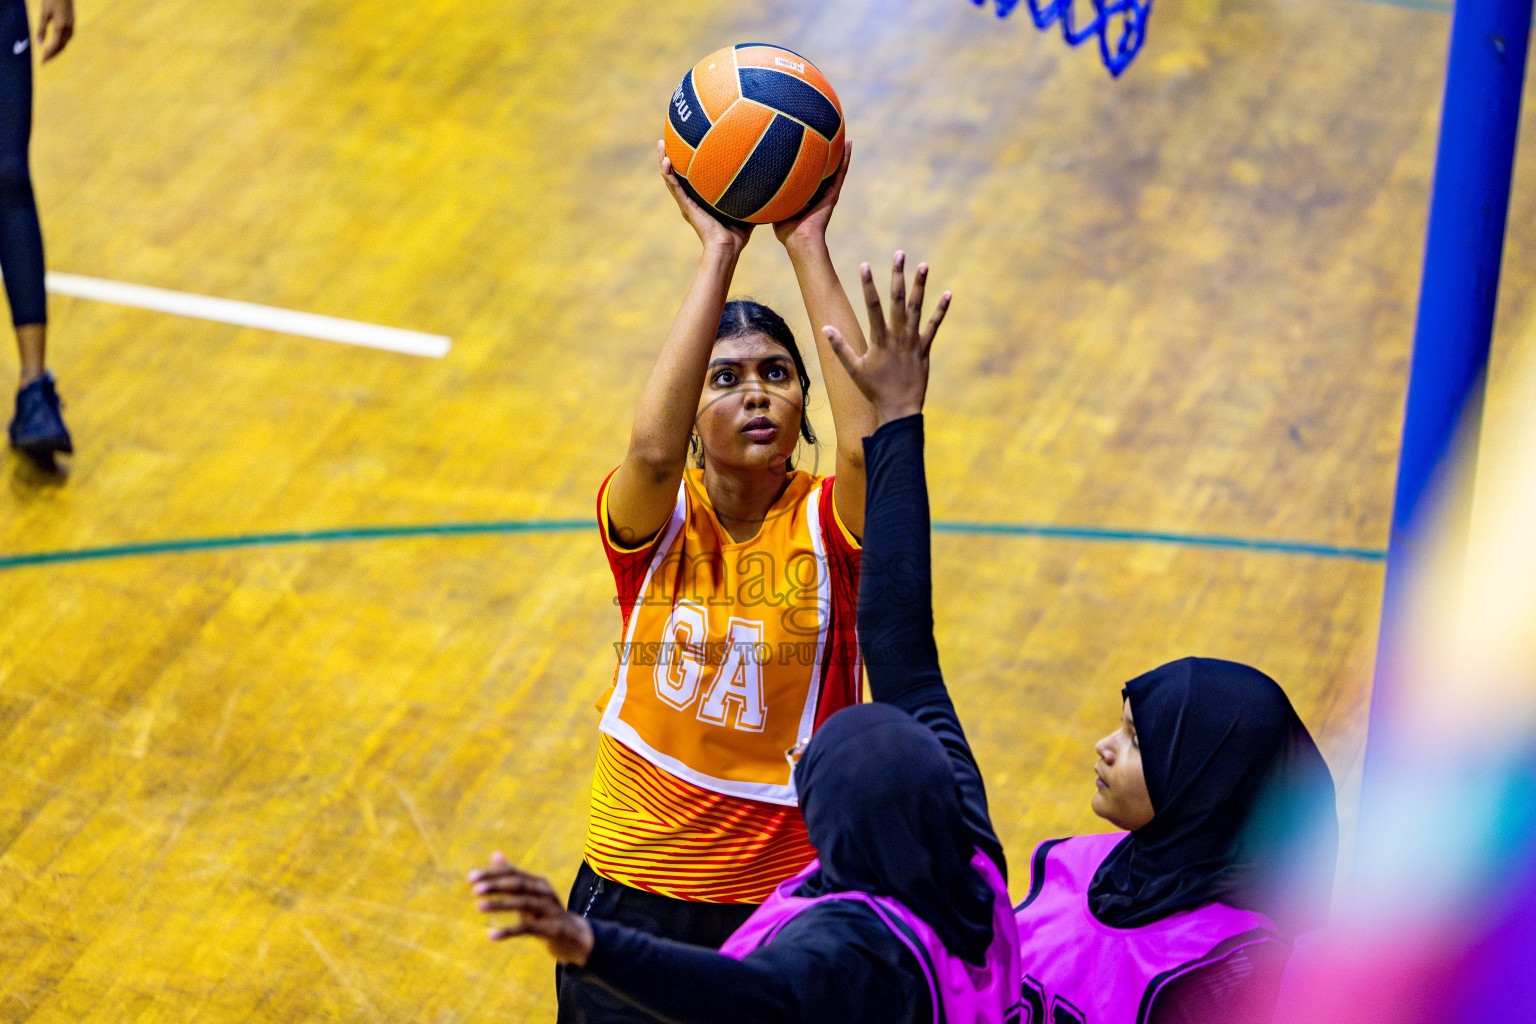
[467,854,596,964]
[469,854,561,907]
[488,919,560,941]
[472,868,558,899]
[888,251,908,338]
[478,892,559,915]
[919,291,952,356]
[824,325,861,379]
[473,866,565,935]
[858,263,887,349]
[907,262,928,330]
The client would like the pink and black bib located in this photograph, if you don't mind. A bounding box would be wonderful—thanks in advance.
[1013,832,1279,1024]
[721,849,1022,1024]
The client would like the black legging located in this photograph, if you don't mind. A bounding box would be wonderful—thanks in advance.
[0,0,46,328]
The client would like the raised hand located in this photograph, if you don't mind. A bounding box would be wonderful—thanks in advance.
[824,251,950,425]
[658,139,754,255]
[469,853,595,965]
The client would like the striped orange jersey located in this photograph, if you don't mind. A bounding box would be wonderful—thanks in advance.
[586,467,862,903]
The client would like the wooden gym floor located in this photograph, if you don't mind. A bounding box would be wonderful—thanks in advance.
[3,0,1534,1019]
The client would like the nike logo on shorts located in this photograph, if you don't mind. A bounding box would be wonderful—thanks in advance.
[12,38,27,55]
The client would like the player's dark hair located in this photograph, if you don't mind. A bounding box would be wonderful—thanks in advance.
[690,299,819,469]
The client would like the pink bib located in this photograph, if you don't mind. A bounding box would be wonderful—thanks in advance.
[721,850,1022,1024]
[1013,833,1278,1024]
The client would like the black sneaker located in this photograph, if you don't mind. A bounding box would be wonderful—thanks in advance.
[9,373,73,459]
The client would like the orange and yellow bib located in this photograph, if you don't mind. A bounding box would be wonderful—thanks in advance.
[586,468,861,902]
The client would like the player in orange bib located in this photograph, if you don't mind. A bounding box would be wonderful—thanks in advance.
[557,138,874,1023]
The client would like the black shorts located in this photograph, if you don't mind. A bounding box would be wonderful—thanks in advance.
[554,861,758,1023]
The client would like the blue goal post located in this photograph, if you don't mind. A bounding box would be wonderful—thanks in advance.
[1365,0,1534,785]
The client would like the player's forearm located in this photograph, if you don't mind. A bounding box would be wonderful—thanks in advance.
[858,414,1006,876]
[783,237,878,450]
[858,414,940,702]
[626,246,740,468]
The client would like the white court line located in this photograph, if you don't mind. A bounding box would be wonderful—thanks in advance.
[44,272,451,358]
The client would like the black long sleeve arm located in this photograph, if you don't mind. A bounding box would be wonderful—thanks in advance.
[859,414,1007,881]
[577,901,927,1024]
[581,919,797,1024]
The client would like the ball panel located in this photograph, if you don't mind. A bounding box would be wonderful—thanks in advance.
[733,45,842,117]
[738,68,842,141]
[664,117,696,178]
[751,129,829,223]
[716,113,807,222]
[668,69,711,150]
[685,100,775,205]
[691,47,740,122]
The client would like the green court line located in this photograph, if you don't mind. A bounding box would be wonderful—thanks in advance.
[933,521,1385,560]
[0,519,1385,572]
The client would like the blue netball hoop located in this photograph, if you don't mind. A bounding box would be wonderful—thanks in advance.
[973,0,1153,77]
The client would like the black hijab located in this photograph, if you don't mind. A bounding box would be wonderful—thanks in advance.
[1088,657,1338,932]
[794,703,996,966]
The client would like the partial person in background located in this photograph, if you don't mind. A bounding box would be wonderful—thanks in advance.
[1014,657,1338,1024]
[5,0,72,466]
